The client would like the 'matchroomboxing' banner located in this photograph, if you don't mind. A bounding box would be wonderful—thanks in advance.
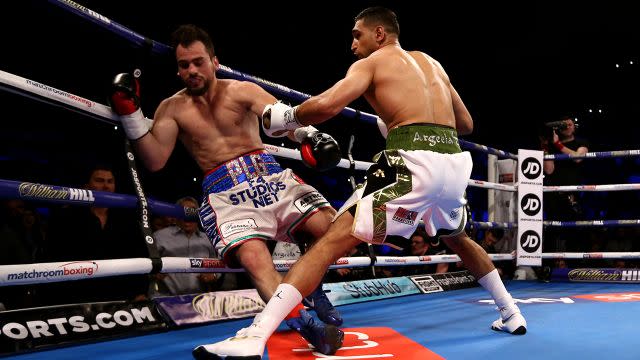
[516,150,544,266]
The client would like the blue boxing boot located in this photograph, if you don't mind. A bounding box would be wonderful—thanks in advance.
[302,285,343,326]
[286,310,344,355]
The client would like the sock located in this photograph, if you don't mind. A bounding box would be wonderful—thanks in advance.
[251,283,303,337]
[285,303,305,320]
[477,269,513,309]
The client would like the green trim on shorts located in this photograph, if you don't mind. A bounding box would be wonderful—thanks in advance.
[286,201,331,240]
[370,150,413,243]
[386,123,462,153]
[220,234,272,259]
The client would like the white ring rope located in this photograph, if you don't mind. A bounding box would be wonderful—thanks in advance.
[5,251,640,286]
[544,183,640,192]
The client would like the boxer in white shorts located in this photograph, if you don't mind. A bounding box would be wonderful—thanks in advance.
[199,150,331,265]
[109,23,345,356]
[196,7,526,359]
[336,124,472,248]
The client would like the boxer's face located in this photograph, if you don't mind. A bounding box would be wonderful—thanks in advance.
[351,20,378,59]
[176,41,216,96]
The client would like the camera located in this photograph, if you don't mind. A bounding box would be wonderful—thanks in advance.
[544,120,570,132]
[540,118,578,143]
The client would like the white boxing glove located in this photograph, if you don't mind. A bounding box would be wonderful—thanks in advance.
[376,116,388,139]
[261,101,302,138]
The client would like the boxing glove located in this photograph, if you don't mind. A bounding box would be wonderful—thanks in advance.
[109,73,152,140]
[261,101,302,138]
[294,126,341,171]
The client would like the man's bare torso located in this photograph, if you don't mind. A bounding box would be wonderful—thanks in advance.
[168,80,264,172]
[362,46,456,131]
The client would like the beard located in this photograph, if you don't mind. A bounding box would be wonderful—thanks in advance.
[185,77,210,96]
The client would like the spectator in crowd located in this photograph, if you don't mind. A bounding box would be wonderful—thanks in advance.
[479,229,515,279]
[398,228,450,276]
[540,116,589,252]
[0,199,45,309]
[40,164,149,305]
[325,242,370,283]
[553,259,568,269]
[613,260,627,269]
[151,196,219,296]
[152,214,174,232]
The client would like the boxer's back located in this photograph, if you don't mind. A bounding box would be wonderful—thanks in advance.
[363,46,457,131]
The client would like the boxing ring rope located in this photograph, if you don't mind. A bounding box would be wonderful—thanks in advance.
[0,178,199,221]
[0,254,506,287]
[4,249,640,287]
[545,150,640,160]
[544,184,640,192]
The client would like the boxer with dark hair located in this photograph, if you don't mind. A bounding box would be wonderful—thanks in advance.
[197,7,526,359]
[109,24,343,355]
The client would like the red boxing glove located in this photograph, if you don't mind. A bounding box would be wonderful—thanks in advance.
[109,73,151,140]
[110,73,140,116]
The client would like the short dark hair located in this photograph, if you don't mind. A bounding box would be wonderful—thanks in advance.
[87,163,114,181]
[355,7,400,36]
[176,196,199,207]
[411,228,428,241]
[170,24,215,57]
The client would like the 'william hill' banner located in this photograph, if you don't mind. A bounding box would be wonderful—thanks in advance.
[552,268,640,283]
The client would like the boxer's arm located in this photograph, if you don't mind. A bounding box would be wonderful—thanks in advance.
[235,81,294,138]
[133,98,180,172]
[450,84,473,135]
[240,81,279,117]
[296,59,373,125]
[433,59,473,135]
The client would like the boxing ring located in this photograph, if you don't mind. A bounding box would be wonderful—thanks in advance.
[2,1,640,359]
[4,282,640,360]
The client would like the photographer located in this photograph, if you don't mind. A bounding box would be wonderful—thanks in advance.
[539,116,589,251]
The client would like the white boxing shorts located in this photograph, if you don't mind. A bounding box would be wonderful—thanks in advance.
[335,123,472,249]
[199,150,331,266]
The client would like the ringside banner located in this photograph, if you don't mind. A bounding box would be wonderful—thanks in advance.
[516,149,544,266]
[323,277,420,306]
[552,268,640,283]
[0,301,165,355]
[155,289,265,326]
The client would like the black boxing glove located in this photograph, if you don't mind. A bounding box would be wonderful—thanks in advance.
[109,73,152,140]
[294,126,341,171]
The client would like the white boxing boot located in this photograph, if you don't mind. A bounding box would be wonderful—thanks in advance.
[491,303,527,335]
[193,325,266,360]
